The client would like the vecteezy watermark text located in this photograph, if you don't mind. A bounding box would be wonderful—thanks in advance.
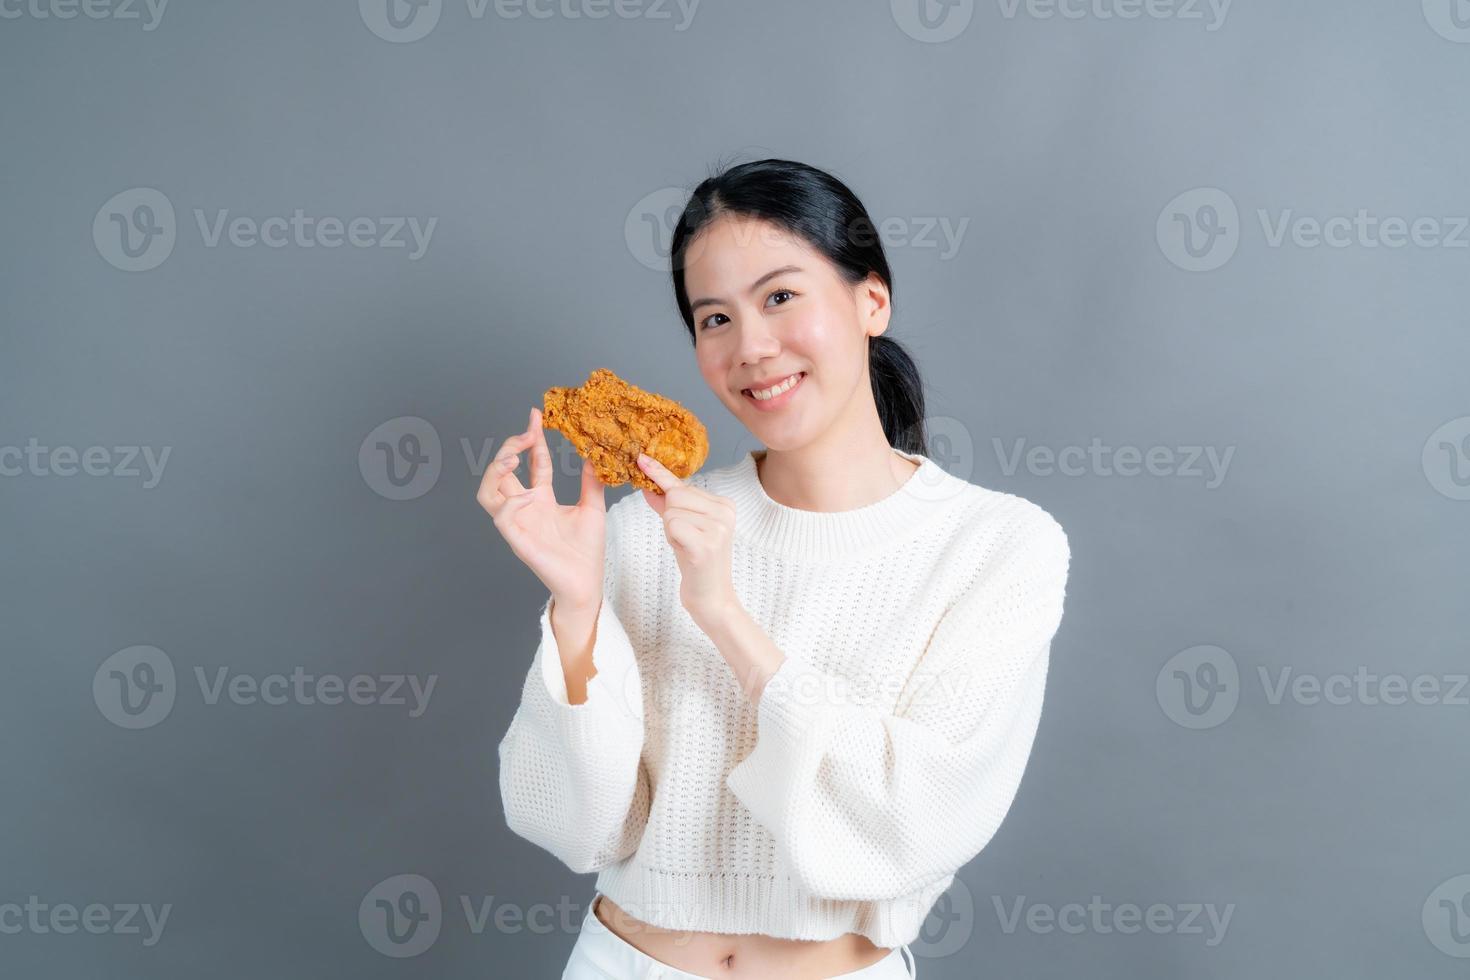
[891,0,1230,44]
[1158,187,1470,272]
[992,895,1234,946]
[0,0,168,29]
[622,186,970,271]
[93,646,438,729]
[992,437,1235,488]
[1157,645,1470,729]
[94,188,437,272]
[0,897,171,946]
[358,0,700,43]
[0,439,170,488]
[995,0,1230,29]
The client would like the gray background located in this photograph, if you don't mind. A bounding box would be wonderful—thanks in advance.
[3,0,1468,976]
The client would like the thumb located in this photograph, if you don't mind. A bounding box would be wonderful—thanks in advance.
[641,487,666,517]
[577,457,606,512]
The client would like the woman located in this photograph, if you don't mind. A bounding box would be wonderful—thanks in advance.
[482,159,1071,979]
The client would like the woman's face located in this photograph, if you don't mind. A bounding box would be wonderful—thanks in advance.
[684,214,890,452]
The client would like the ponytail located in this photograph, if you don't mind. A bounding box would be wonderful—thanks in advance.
[869,335,928,456]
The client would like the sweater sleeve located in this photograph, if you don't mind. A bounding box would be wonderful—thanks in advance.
[496,510,650,875]
[724,514,1071,902]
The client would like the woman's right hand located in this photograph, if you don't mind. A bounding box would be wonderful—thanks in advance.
[477,406,607,613]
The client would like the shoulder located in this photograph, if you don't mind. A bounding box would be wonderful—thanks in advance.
[945,479,1069,565]
[941,483,1071,605]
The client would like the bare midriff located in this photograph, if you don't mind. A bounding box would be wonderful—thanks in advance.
[593,893,892,978]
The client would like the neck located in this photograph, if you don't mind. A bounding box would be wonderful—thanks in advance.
[754,379,918,512]
[756,442,919,512]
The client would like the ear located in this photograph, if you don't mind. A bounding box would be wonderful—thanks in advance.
[859,271,892,339]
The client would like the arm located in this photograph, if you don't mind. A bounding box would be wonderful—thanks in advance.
[721,516,1071,902]
[496,516,650,874]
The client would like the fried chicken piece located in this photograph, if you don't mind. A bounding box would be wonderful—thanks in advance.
[541,368,709,494]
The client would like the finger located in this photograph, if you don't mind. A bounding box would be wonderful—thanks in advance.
[528,407,554,490]
[659,486,726,519]
[488,431,535,499]
[663,509,723,539]
[636,453,683,494]
[497,488,538,522]
[489,429,533,475]
[492,489,538,544]
[664,514,703,552]
[478,431,532,513]
[577,455,606,512]
[641,486,666,517]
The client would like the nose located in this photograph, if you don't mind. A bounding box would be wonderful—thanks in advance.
[734,316,781,366]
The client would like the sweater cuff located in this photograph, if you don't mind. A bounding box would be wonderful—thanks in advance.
[755,655,853,742]
[536,594,643,725]
[725,657,849,818]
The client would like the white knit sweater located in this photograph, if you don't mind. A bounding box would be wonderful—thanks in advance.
[496,447,1071,949]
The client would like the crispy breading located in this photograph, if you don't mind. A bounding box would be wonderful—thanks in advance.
[541,368,710,494]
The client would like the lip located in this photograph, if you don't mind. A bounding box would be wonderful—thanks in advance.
[741,371,806,410]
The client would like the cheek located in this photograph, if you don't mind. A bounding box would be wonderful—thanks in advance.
[695,342,729,391]
[785,306,856,371]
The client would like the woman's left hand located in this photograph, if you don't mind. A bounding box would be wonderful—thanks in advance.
[637,453,738,628]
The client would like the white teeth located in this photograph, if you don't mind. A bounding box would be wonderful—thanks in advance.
[747,372,802,400]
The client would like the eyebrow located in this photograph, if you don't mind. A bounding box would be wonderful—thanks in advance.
[689,265,804,314]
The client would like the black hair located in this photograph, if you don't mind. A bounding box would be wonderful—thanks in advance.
[668,158,929,457]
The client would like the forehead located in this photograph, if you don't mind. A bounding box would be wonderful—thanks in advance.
[682,214,819,287]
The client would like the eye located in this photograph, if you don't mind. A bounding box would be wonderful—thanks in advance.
[698,289,795,331]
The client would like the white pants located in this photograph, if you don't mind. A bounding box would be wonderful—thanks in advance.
[562,891,917,979]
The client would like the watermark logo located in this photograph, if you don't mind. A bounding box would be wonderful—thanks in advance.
[1156,645,1239,729]
[906,415,974,503]
[625,188,971,272]
[1424,874,1470,957]
[93,646,176,730]
[360,416,443,501]
[93,646,437,727]
[1422,416,1470,500]
[0,0,169,29]
[891,0,975,44]
[359,0,442,42]
[625,186,692,272]
[94,188,437,271]
[910,877,975,959]
[1158,645,1470,729]
[1423,0,1470,42]
[1159,187,1470,271]
[94,188,176,272]
[360,874,442,957]
[1157,187,1240,272]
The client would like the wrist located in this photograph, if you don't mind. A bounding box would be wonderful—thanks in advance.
[551,592,602,620]
[689,590,741,639]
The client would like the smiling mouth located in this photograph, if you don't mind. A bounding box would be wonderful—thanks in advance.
[742,371,806,401]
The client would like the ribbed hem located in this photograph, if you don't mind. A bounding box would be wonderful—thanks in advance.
[701,448,971,559]
[593,862,946,949]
